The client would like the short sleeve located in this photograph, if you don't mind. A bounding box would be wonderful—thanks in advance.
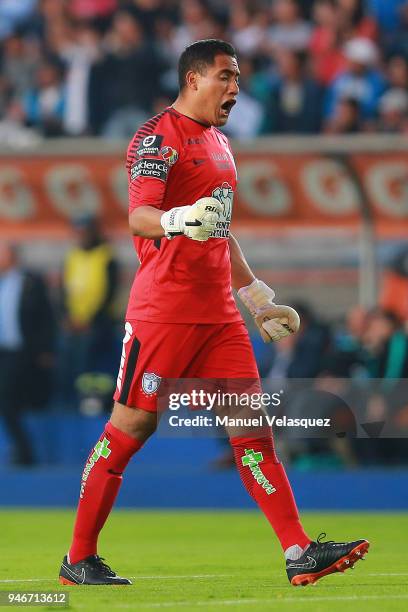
[126,123,180,212]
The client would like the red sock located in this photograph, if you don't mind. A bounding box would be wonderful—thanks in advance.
[69,422,143,564]
[230,434,311,551]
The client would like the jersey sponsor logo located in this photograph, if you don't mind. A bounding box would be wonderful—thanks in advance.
[160,146,178,166]
[209,182,234,238]
[137,134,164,157]
[131,158,169,182]
[241,449,276,495]
[142,372,161,395]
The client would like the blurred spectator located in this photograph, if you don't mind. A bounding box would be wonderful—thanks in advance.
[22,60,66,136]
[126,0,173,39]
[380,246,408,323]
[377,88,408,133]
[0,243,55,465]
[229,3,268,57]
[171,0,223,59]
[70,0,117,21]
[388,0,408,59]
[222,55,265,139]
[58,217,119,408]
[0,0,404,138]
[0,100,41,148]
[61,22,103,136]
[338,304,369,353]
[325,95,362,133]
[1,33,40,99]
[367,0,407,35]
[337,0,378,41]
[360,309,407,377]
[262,49,324,133]
[0,0,37,41]
[324,37,386,125]
[309,0,347,85]
[387,54,408,88]
[355,309,408,464]
[88,10,167,137]
[266,302,331,379]
[267,0,312,52]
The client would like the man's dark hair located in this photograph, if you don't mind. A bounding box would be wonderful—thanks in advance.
[178,39,236,90]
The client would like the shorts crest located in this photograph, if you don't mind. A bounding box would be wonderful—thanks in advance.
[142,372,161,395]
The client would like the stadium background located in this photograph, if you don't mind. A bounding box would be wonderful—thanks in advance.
[0,0,407,514]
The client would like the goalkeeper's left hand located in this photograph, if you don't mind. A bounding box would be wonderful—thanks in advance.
[238,279,300,343]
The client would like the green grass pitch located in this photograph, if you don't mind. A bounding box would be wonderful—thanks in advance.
[1,510,407,611]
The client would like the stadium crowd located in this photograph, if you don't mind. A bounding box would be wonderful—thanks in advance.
[0,0,407,141]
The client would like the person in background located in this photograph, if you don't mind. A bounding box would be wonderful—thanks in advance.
[387,54,408,90]
[324,37,386,126]
[266,302,332,380]
[262,49,324,133]
[58,216,119,408]
[21,59,66,136]
[337,0,378,41]
[88,10,167,137]
[382,0,408,58]
[325,95,362,133]
[0,0,37,40]
[355,308,408,465]
[380,246,408,324]
[267,0,312,52]
[377,87,408,133]
[55,21,103,137]
[0,242,55,465]
[222,55,265,139]
[309,0,347,85]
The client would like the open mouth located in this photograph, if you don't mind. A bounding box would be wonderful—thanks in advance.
[220,99,236,116]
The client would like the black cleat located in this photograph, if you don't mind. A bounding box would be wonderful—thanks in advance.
[286,533,369,586]
[59,554,132,586]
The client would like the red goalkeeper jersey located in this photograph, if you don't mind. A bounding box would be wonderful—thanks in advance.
[125,107,242,324]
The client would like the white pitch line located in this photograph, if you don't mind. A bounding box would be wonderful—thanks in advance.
[0,574,233,584]
[1,572,407,584]
[367,573,408,576]
[108,595,408,609]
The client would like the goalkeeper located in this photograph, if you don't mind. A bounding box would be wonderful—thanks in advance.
[59,39,368,587]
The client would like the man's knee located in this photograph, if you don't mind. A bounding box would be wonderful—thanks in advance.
[110,402,158,443]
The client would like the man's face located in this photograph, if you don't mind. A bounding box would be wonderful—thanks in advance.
[193,53,240,127]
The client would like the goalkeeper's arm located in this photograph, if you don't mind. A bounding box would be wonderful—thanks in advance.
[129,198,222,242]
[229,233,300,343]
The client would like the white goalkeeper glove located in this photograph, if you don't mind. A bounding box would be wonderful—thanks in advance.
[160,197,222,242]
[238,279,300,343]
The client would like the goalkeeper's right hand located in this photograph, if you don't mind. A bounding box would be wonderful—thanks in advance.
[160,197,222,241]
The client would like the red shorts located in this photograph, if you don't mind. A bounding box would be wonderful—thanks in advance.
[113,320,259,411]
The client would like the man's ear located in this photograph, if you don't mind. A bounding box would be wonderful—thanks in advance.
[185,70,199,91]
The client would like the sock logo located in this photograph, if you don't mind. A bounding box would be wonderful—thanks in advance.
[241,449,276,495]
[80,437,112,498]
